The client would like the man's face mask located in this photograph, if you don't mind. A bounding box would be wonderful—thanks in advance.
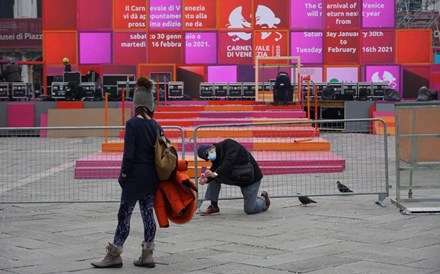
[207,151,217,161]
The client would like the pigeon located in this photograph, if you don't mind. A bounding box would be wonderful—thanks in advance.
[337,181,353,193]
[297,193,317,206]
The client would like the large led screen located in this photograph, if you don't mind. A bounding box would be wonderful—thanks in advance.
[114,32,147,64]
[43,0,77,30]
[254,0,290,30]
[254,30,289,64]
[291,31,323,64]
[325,66,359,82]
[44,31,77,65]
[218,31,253,65]
[219,0,252,30]
[183,0,217,29]
[113,0,148,30]
[324,0,361,30]
[396,30,432,64]
[148,31,183,63]
[361,0,395,28]
[365,65,401,94]
[78,0,112,31]
[149,0,182,30]
[207,66,238,82]
[290,0,323,30]
[39,0,433,93]
[361,29,395,64]
[324,30,360,64]
[301,67,324,82]
[185,32,217,64]
[80,32,112,64]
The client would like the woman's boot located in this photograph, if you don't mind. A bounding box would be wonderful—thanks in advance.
[91,242,123,268]
[133,242,155,268]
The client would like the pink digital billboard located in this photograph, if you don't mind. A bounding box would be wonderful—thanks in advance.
[361,0,395,28]
[207,65,238,82]
[291,31,323,64]
[79,32,112,64]
[324,0,361,30]
[290,0,323,29]
[301,66,324,82]
[325,66,359,82]
[149,0,182,30]
[185,32,217,64]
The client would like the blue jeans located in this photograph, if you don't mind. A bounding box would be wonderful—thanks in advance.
[204,179,266,214]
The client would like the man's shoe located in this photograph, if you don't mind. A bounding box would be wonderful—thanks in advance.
[261,191,270,211]
[200,205,220,216]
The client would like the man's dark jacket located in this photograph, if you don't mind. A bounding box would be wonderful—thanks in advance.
[208,139,263,187]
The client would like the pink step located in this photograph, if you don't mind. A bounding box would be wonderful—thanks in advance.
[200,111,306,119]
[75,151,345,179]
[75,165,344,179]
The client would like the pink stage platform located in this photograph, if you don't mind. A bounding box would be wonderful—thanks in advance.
[73,101,345,179]
[75,151,345,179]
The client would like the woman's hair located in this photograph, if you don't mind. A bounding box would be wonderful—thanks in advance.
[135,106,154,119]
[136,76,153,91]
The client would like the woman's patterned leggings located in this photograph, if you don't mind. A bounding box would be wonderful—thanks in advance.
[113,194,156,247]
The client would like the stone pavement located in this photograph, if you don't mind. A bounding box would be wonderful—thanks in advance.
[1,193,440,274]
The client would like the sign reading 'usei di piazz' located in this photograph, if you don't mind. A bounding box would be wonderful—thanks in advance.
[0,19,42,49]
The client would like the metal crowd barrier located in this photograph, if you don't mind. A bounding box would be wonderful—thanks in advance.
[0,120,389,205]
[0,126,184,203]
[193,119,390,208]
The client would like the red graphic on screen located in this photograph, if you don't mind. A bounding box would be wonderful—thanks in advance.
[219,0,253,30]
[254,0,289,30]
[254,30,289,64]
[219,1,287,45]
[361,30,395,64]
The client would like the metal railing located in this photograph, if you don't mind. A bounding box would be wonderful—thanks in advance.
[192,119,390,208]
[0,120,389,206]
[0,126,184,203]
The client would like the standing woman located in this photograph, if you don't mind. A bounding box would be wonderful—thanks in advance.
[91,77,159,268]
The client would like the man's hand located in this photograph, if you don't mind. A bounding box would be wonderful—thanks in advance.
[198,176,208,185]
[205,170,218,178]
